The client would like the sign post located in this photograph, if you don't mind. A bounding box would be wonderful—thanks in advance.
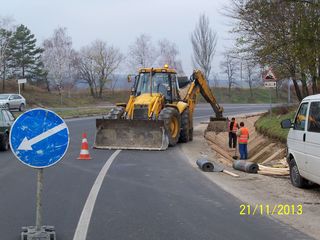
[17,78,27,95]
[10,108,69,240]
[263,68,277,117]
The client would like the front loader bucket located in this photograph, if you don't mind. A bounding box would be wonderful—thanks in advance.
[206,117,228,133]
[94,119,169,150]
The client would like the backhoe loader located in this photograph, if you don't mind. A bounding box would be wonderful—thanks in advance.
[94,65,227,150]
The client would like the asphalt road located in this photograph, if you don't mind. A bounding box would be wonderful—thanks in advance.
[0,104,312,240]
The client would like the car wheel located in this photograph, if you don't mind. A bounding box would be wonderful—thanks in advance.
[5,103,9,110]
[19,103,25,112]
[289,158,308,188]
[0,133,9,151]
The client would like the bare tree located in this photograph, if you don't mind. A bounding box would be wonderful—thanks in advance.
[191,14,217,80]
[77,40,124,98]
[157,39,184,75]
[0,16,15,91]
[244,60,261,97]
[42,27,76,97]
[127,34,157,71]
[220,54,238,97]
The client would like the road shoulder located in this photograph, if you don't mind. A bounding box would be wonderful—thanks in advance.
[180,123,320,240]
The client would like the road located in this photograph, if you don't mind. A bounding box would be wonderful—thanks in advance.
[0,104,312,240]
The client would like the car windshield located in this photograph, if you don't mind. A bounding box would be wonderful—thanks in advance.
[136,72,170,97]
[0,94,10,100]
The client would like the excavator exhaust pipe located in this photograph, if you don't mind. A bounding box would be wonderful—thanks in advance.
[94,119,169,150]
[206,117,228,133]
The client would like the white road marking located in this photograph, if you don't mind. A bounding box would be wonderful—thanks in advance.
[73,150,121,240]
[18,123,67,150]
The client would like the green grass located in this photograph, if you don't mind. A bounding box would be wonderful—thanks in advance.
[255,106,297,143]
[12,107,112,119]
[198,87,295,104]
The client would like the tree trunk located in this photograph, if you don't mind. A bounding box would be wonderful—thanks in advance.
[99,85,103,98]
[2,63,6,92]
[45,78,51,92]
[312,75,317,95]
[22,66,25,91]
[292,78,302,102]
[249,83,253,97]
[88,83,95,98]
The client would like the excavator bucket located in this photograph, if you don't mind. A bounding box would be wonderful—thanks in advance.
[94,119,169,150]
[206,117,228,133]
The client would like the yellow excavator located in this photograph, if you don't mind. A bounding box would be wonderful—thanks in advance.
[94,65,227,150]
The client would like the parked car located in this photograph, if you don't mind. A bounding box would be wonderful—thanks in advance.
[0,107,15,151]
[0,94,26,111]
[281,94,320,188]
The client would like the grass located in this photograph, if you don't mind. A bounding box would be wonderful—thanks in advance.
[0,79,130,108]
[255,106,297,143]
[198,87,295,104]
[12,107,112,119]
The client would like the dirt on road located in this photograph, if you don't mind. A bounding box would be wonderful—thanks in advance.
[180,122,320,240]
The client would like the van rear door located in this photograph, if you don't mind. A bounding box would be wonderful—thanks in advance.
[305,101,320,183]
[288,102,309,173]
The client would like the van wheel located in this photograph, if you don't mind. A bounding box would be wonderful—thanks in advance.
[289,158,308,188]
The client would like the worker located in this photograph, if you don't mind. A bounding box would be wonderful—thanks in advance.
[228,117,239,148]
[237,122,249,160]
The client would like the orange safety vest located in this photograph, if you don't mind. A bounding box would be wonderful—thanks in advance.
[239,127,249,144]
[228,121,238,133]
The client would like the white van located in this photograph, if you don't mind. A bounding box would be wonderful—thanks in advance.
[281,94,320,188]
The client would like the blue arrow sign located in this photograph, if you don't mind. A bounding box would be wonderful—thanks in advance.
[10,108,70,168]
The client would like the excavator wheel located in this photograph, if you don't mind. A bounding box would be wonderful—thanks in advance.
[179,108,190,143]
[105,106,125,119]
[159,107,181,146]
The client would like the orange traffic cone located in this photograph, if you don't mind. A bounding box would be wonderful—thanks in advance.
[77,133,92,160]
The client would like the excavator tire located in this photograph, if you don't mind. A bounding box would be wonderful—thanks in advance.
[179,108,190,143]
[159,107,181,146]
[105,107,125,119]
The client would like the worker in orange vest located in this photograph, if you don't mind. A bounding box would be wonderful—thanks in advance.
[228,117,239,148]
[237,122,249,160]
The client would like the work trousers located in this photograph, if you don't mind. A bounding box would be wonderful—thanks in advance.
[229,132,237,148]
[239,143,248,160]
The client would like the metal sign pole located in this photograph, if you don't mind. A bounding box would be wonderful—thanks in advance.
[18,83,21,95]
[269,87,272,117]
[10,109,69,240]
[36,168,43,231]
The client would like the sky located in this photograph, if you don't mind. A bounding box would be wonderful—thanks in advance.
[0,0,235,76]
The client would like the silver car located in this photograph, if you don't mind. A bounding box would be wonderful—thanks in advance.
[0,94,26,111]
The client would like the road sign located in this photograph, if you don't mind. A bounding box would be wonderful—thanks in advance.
[264,81,276,88]
[18,78,27,84]
[264,68,277,81]
[10,108,69,168]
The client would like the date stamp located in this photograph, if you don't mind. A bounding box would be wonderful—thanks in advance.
[240,204,303,216]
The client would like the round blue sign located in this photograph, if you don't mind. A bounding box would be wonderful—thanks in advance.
[9,108,70,168]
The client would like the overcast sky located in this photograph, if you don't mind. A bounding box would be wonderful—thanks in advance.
[1,0,235,76]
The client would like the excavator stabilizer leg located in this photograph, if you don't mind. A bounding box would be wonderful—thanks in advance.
[94,119,169,150]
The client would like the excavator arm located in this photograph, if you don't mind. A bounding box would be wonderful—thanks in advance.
[184,69,224,118]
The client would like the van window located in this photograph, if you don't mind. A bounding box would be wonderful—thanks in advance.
[308,102,320,133]
[294,102,309,131]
